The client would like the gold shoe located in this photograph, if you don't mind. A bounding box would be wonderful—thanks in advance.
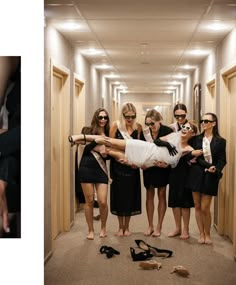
[139,260,162,270]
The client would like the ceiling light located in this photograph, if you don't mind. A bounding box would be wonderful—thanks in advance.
[170,81,181,85]
[189,49,209,56]
[180,65,195,70]
[105,73,120,78]
[82,48,104,56]
[60,22,81,30]
[95,64,112,69]
[207,22,228,31]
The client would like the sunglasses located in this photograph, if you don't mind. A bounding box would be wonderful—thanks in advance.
[174,114,186,119]
[181,124,192,131]
[123,114,136,120]
[98,116,108,120]
[200,119,214,124]
[145,122,155,127]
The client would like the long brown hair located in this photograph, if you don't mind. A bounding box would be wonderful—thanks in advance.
[82,108,110,135]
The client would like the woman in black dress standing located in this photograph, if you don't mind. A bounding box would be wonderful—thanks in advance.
[168,121,198,239]
[109,103,142,237]
[141,109,173,237]
[189,113,226,244]
[77,108,110,240]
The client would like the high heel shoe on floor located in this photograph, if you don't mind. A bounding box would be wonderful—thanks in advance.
[100,246,120,259]
[130,247,153,261]
[135,240,173,258]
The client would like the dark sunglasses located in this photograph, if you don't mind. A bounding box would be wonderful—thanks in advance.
[98,116,108,120]
[123,114,136,120]
[174,114,186,119]
[200,119,214,124]
[145,122,155,127]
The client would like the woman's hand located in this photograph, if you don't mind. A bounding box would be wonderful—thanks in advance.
[191,149,203,157]
[154,161,169,168]
[206,166,216,173]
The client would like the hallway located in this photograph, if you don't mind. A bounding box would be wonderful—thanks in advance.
[45,187,236,285]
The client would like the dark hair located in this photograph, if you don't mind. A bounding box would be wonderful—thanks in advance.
[173,103,187,114]
[82,108,110,136]
[145,109,163,122]
[202,112,221,138]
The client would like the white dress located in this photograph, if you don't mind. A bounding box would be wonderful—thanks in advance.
[125,132,182,168]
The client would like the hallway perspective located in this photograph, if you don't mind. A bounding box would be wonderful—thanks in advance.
[45,188,236,285]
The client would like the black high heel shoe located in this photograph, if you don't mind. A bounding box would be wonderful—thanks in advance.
[100,246,120,259]
[130,247,153,261]
[135,240,173,258]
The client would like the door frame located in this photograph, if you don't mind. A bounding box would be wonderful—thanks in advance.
[50,59,71,245]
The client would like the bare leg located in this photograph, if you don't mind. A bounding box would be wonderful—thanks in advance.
[117,216,124,236]
[124,216,131,236]
[144,187,154,236]
[168,207,181,237]
[0,180,9,233]
[201,194,213,244]
[96,183,108,238]
[81,183,95,240]
[192,191,205,243]
[153,186,167,237]
[180,208,190,239]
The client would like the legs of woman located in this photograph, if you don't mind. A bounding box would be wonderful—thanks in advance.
[168,207,181,237]
[153,187,167,237]
[124,216,131,236]
[117,216,124,236]
[0,180,9,232]
[81,183,95,240]
[180,208,190,239]
[192,191,205,243]
[144,187,155,236]
[96,183,108,238]
[201,194,213,244]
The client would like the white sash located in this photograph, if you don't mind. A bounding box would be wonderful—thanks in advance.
[117,121,133,140]
[143,127,153,143]
[202,136,212,163]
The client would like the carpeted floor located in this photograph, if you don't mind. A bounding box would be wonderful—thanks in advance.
[45,188,236,285]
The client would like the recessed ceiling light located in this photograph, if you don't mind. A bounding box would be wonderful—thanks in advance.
[180,65,195,70]
[207,22,228,31]
[189,49,209,56]
[60,22,81,30]
[82,48,104,56]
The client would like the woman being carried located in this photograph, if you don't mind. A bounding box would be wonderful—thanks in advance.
[69,121,198,169]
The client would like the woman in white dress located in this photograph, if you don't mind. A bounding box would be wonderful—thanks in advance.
[69,121,198,169]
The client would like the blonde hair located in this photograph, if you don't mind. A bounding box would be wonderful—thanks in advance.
[119,103,137,130]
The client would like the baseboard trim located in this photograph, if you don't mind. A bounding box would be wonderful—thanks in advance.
[44,250,53,265]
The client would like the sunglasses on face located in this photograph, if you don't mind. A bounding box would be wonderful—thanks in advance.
[123,114,136,120]
[181,124,192,131]
[174,114,186,119]
[145,122,155,127]
[200,119,214,124]
[98,116,108,120]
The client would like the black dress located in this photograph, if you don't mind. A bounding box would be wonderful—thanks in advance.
[110,129,141,216]
[188,134,226,196]
[78,140,109,184]
[140,124,173,189]
[168,154,194,208]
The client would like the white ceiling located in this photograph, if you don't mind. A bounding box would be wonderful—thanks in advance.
[44,0,236,94]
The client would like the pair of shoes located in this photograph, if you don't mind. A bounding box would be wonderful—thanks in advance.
[100,246,120,258]
[135,240,173,258]
[130,247,153,261]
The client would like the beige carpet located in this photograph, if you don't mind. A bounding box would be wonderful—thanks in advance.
[45,189,236,285]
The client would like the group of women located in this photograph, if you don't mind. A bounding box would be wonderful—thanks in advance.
[70,102,226,245]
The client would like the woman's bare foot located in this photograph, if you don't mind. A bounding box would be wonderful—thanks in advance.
[87,231,94,240]
[152,230,161,237]
[179,233,190,239]
[198,233,205,244]
[117,228,124,237]
[99,228,107,238]
[168,230,181,237]
[205,235,213,245]
[124,229,131,237]
[144,227,154,236]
